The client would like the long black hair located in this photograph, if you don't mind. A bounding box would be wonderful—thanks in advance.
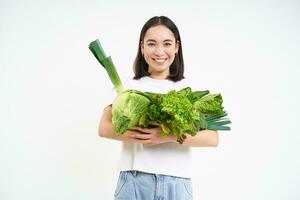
[133,16,184,82]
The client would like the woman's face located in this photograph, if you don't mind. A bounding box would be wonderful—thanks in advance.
[141,25,179,79]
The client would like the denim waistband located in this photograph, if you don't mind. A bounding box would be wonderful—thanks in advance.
[123,170,191,180]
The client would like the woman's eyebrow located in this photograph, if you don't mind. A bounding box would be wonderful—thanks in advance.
[163,39,174,42]
[145,39,174,42]
[146,39,156,43]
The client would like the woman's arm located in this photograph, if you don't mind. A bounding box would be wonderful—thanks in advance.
[129,127,219,147]
[181,130,219,147]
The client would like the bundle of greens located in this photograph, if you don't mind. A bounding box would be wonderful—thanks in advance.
[141,88,230,143]
[89,39,231,143]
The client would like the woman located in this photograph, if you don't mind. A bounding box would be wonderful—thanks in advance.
[99,16,219,200]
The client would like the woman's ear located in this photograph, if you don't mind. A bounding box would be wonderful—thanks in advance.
[175,40,180,53]
[140,41,144,54]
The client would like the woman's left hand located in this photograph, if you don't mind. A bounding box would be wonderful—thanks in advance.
[129,126,176,146]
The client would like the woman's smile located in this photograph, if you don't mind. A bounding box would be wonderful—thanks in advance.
[152,57,167,64]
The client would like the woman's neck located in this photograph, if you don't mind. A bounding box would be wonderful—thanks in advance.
[149,71,169,80]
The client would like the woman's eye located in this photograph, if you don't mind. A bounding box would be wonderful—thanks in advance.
[147,43,155,46]
[164,43,172,46]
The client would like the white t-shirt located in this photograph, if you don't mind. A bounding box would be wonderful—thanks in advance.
[114,76,192,178]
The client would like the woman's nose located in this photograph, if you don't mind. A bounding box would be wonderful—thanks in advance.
[154,45,165,56]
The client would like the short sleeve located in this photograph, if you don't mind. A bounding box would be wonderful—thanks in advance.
[99,76,134,109]
[99,86,117,109]
[175,78,191,91]
[122,76,135,90]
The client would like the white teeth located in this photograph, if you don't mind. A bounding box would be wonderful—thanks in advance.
[154,58,166,63]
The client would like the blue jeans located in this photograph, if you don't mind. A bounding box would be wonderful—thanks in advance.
[114,170,193,200]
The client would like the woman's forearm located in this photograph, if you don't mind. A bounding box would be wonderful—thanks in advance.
[98,106,136,142]
[181,130,219,147]
[99,120,136,142]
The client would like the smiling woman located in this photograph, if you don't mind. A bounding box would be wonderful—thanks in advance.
[96,15,222,200]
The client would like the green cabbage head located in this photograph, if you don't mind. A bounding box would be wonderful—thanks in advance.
[112,90,151,135]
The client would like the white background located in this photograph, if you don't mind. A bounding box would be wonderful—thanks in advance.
[1,0,299,199]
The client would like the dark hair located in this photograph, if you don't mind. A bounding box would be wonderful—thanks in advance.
[133,16,184,82]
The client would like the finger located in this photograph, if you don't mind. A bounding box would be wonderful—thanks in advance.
[132,133,151,140]
[128,129,142,134]
[136,127,152,133]
[128,127,139,131]
[129,127,140,131]
[130,127,153,134]
[132,130,151,135]
[129,127,150,133]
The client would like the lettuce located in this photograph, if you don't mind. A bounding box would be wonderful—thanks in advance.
[143,88,231,143]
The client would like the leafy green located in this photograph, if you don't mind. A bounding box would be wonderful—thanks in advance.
[148,90,199,135]
[144,88,231,143]
[112,90,151,134]
[193,94,224,115]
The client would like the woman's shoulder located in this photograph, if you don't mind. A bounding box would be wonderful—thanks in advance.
[176,77,210,92]
[121,76,136,89]
[176,77,189,86]
[174,77,192,90]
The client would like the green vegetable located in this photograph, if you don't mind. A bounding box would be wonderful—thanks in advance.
[146,89,199,139]
[89,39,124,93]
[193,93,224,115]
[144,88,231,143]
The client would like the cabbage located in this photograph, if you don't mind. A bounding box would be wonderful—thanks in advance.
[112,90,150,134]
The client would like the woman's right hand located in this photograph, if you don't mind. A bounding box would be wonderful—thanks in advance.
[127,126,176,146]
